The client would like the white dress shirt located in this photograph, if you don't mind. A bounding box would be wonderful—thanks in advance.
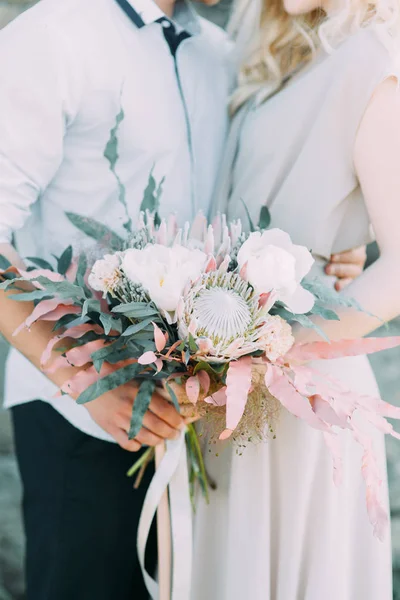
[0,0,231,440]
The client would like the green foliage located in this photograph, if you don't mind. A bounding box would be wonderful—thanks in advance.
[165,381,181,413]
[140,171,165,227]
[0,255,12,271]
[26,256,54,271]
[240,199,256,233]
[76,362,142,404]
[303,278,363,312]
[99,313,122,335]
[258,205,271,230]
[56,246,73,276]
[273,306,330,341]
[111,301,159,319]
[128,379,156,439]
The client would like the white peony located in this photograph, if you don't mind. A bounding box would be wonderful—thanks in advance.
[121,244,207,314]
[237,229,315,314]
[88,254,121,296]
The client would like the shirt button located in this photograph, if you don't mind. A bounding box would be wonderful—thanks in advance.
[160,19,171,28]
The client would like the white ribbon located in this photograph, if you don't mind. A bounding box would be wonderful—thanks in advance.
[137,431,193,600]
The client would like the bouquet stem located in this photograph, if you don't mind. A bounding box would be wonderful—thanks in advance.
[155,442,172,600]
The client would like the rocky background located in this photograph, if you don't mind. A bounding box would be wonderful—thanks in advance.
[0,1,400,599]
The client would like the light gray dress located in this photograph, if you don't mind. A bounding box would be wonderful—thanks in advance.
[191,29,395,600]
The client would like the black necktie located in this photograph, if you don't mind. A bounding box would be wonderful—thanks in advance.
[115,0,191,57]
[156,18,191,57]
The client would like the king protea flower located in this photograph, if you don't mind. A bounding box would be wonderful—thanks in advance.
[177,271,294,362]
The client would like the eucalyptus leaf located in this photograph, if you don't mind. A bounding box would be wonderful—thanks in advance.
[128,379,156,439]
[100,313,122,335]
[8,290,53,302]
[57,246,73,276]
[165,381,181,413]
[112,302,159,319]
[0,278,18,291]
[76,362,142,404]
[34,277,85,301]
[66,212,124,251]
[140,170,158,216]
[274,306,330,341]
[258,205,271,230]
[75,253,88,286]
[240,199,256,233]
[122,317,155,337]
[0,255,12,271]
[303,278,363,312]
[309,303,340,321]
[188,334,199,353]
[52,314,89,332]
[26,256,54,271]
[82,298,101,318]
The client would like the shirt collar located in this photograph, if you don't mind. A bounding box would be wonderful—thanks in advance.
[122,0,201,35]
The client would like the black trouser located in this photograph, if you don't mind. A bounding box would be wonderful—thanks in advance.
[11,400,157,600]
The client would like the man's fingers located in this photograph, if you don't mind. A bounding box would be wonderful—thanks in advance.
[325,262,362,279]
[113,428,142,452]
[134,427,164,447]
[143,410,181,440]
[149,393,184,430]
[334,278,353,291]
[330,246,367,266]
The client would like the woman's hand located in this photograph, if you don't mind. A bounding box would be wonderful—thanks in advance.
[325,246,367,291]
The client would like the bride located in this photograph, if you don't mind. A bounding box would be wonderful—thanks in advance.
[192,0,400,598]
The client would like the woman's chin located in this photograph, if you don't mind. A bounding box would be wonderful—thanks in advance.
[283,0,320,15]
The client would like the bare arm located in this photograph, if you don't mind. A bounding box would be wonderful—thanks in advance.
[295,77,400,343]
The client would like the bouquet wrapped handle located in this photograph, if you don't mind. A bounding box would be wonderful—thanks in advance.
[137,431,193,600]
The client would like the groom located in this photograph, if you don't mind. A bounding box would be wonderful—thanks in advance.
[0,0,366,599]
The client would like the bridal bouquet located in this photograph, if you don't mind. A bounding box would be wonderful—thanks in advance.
[1,184,400,538]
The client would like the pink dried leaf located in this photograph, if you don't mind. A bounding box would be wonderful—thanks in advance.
[156,220,168,245]
[65,339,107,367]
[205,255,217,273]
[153,322,167,352]
[17,268,65,283]
[13,298,66,336]
[58,359,138,397]
[155,358,164,373]
[259,291,278,312]
[310,394,349,429]
[44,355,72,374]
[41,323,104,367]
[138,351,158,365]
[287,337,400,363]
[204,225,215,255]
[223,356,253,434]
[186,376,200,404]
[197,370,210,395]
[239,261,248,280]
[197,338,213,354]
[204,387,227,407]
[190,212,207,241]
[65,258,79,282]
[266,365,329,432]
[219,429,233,441]
[323,432,343,487]
[352,427,389,541]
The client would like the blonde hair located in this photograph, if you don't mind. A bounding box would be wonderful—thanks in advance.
[229,0,400,113]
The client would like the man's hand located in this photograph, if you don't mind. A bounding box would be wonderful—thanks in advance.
[85,383,185,452]
[325,246,367,291]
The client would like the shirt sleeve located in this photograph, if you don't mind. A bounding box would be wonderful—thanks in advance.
[0,17,83,244]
